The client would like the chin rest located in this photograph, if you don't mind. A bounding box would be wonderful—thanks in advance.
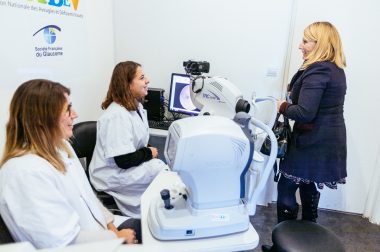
[270,220,344,252]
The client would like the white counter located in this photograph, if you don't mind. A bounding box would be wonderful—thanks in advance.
[117,170,259,252]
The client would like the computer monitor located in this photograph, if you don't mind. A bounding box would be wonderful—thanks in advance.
[168,73,200,116]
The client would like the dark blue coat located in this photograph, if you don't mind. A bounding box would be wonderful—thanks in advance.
[280,61,347,183]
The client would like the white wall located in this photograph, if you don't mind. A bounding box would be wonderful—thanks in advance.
[72,1,115,122]
[0,0,115,154]
[113,0,294,108]
[287,0,380,213]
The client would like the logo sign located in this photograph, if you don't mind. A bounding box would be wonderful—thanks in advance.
[33,25,63,58]
[27,0,80,11]
[203,90,221,101]
[33,25,61,44]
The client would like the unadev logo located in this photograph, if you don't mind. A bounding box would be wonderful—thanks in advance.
[33,25,64,58]
[27,0,80,11]
[33,25,61,44]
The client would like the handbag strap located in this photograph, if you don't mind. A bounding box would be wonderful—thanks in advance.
[274,113,290,128]
[273,113,281,129]
[273,113,290,182]
[283,114,290,127]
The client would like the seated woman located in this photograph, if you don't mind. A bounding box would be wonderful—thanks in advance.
[0,79,141,249]
[89,61,167,218]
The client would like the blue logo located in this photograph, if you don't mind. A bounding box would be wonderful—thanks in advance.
[203,90,221,101]
[33,25,64,58]
[33,25,61,44]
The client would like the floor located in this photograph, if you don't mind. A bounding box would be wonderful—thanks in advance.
[249,203,380,252]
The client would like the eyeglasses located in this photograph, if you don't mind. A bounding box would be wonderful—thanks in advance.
[66,103,72,116]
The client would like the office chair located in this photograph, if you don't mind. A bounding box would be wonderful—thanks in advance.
[0,214,14,244]
[70,121,120,213]
[263,220,345,252]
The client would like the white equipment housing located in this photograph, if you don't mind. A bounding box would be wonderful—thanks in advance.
[147,70,278,241]
[190,76,247,119]
[148,116,251,240]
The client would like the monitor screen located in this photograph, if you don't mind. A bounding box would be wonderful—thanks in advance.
[168,73,200,116]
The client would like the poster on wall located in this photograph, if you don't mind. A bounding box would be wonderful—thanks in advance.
[0,0,87,85]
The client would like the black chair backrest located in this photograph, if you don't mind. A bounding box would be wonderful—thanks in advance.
[0,214,14,244]
[70,121,119,213]
[70,121,97,170]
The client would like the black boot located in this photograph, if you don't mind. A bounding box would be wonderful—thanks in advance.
[300,190,320,222]
[261,244,274,251]
[277,203,299,223]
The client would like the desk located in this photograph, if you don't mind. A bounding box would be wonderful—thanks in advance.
[117,170,259,252]
[149,128,168,137]
[0,242,36,252]
[42,239,125,252]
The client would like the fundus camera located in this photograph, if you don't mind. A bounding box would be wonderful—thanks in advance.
[183,60,210,75]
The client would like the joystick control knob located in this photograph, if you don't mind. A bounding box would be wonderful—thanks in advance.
[160,189,173,210]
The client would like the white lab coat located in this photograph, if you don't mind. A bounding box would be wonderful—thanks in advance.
[0,142,121,249]
[89,102,166,218]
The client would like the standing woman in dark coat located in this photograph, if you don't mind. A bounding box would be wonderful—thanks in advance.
[276,22,347,224]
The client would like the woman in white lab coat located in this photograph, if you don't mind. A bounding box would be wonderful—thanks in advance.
[89,61,167,218]
[0,79,140,249]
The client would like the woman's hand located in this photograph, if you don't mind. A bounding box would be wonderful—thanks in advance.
[116,228,138,244]
[277,100,286,112]
[149,147,159,158]
[108,223,138,244]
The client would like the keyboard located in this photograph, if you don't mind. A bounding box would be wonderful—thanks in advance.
[148,120,173,130]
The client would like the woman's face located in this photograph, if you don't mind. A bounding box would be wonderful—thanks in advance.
[299,37,316,60]
[129,66,150,100]
[60,93,78,139]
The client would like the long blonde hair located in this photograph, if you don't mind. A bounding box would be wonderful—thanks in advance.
[301,21,346,69]
[1,79,71,172]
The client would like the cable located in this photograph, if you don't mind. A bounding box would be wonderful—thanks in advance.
[191,75,205,94]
